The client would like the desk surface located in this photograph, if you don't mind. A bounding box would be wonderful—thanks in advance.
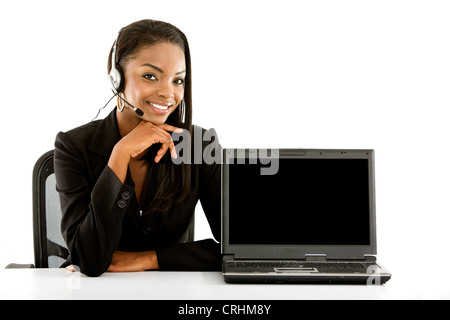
[0,268,432,300]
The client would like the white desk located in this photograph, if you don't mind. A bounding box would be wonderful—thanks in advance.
[0,268,436,300]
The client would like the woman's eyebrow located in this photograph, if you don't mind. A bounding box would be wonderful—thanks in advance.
[141,63,164,73]
[141,63,186,75]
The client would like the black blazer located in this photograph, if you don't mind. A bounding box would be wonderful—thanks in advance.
[54,109,222,277]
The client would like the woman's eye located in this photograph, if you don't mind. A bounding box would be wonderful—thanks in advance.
[174,78,185,85]
[143,73,157,81]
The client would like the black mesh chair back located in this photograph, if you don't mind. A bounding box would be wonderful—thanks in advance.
[33,150,69,268]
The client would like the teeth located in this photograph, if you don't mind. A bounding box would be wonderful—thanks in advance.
[151,103,169,110]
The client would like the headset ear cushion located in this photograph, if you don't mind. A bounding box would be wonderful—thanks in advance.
[109,67,124,93]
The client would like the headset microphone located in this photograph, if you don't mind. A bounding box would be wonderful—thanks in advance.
[131,105,144,117]
[108,27,145,117]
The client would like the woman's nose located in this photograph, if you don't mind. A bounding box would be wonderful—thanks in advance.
[156,81,174,99]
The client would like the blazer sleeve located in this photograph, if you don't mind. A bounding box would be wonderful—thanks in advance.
[54,132,135,277]
[155,128,222,271]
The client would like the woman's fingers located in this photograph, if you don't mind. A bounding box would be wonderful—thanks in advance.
[125,121,183,162]
[154,138,177,163]
[151,124,180,163]
[158,123,184,134]
[65,264,77,272]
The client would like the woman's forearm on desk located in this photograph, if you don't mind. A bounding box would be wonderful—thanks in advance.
[107,250,160,272]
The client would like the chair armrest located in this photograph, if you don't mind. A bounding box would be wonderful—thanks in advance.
[5,263,35,269]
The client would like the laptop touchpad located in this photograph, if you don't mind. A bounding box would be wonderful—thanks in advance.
[274,268,318,273]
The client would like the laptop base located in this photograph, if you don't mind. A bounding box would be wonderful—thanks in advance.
[223,273,391,285]
[222,258,391,285]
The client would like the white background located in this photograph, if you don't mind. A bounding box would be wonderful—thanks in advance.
[0,0,449,299]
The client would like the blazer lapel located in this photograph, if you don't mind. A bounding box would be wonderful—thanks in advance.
[88,108,123,179]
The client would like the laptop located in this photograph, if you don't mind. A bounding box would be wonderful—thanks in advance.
[221,149,391,284]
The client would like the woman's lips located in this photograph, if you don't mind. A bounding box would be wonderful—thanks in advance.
[147,102,173,115]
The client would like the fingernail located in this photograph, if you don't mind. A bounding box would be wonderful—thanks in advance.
[174,128,184,133]
[66,265,76,272]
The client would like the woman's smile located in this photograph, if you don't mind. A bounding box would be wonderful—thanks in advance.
[146,101,174,115]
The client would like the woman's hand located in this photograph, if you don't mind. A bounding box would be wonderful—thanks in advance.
[64,250,159,273]
[108,121,183,183]
[119,121,182,162]
[107,250,159,272]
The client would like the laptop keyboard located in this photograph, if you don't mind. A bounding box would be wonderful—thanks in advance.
[234,261,372,270]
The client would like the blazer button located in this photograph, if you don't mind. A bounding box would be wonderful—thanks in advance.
[117,199,127,209]
[121,191,131,200]
[142,225,152,235]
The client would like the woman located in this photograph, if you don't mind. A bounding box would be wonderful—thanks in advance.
[54,19,221,277]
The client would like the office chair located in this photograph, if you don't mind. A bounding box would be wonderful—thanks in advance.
[6,149,195,269]
[32,150,70,268]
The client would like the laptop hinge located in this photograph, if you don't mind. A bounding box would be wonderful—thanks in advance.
[364,255,377,262]
[305,254,327,262]
[223,255,234,262]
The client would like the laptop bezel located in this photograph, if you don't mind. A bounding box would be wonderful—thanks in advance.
[221,148,377,260]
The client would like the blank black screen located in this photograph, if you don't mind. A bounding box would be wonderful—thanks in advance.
[228,158,371,245]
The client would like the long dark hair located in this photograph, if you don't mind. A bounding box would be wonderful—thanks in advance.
[107,19,192,214]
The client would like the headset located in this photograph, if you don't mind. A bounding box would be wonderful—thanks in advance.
[108,27,144,116]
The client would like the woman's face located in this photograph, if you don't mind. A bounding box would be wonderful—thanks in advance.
[122,42,186,125]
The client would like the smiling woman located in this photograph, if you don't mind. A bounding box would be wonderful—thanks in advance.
[53,19,221,277]
[120,43,186,124]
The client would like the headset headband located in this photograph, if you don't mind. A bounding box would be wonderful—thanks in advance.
[109,27,125,92]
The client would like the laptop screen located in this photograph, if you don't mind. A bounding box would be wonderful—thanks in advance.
[228,157,371,246]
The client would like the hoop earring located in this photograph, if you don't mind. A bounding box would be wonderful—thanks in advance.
[117,93,125,112]
[180,100,186,124]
